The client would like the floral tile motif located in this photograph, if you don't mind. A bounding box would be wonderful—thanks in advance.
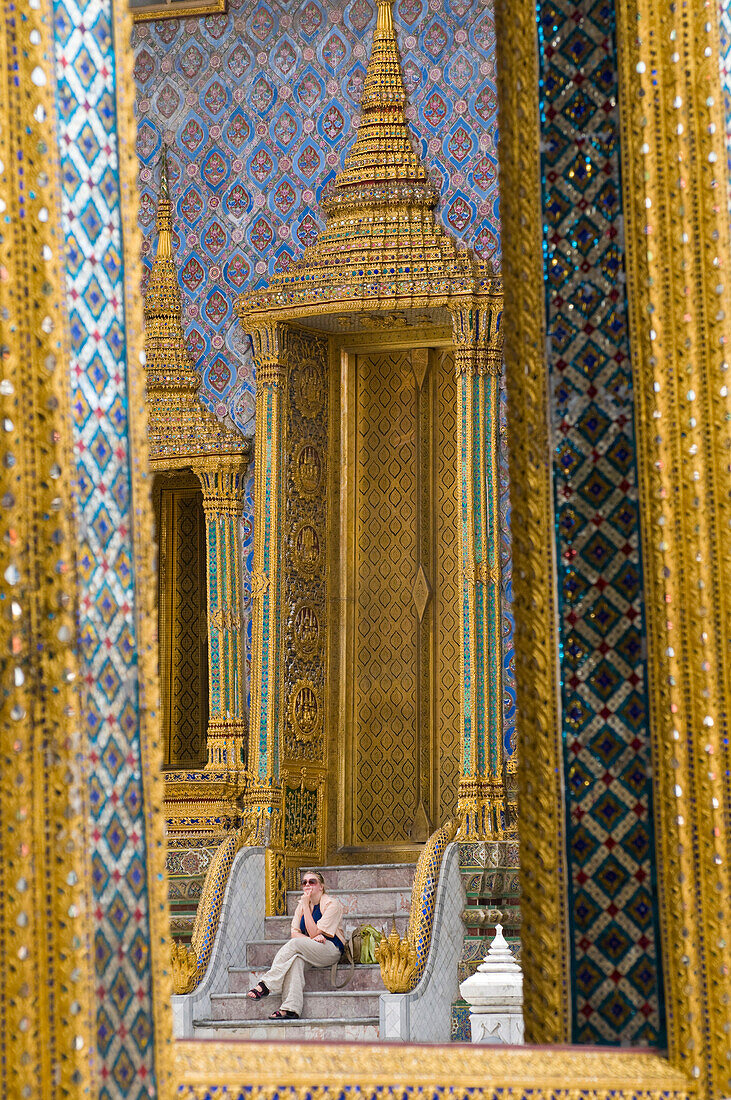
[537,0,666,1046]
[132,0,500,415]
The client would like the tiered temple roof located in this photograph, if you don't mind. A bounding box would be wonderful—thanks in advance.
[237,0,496,331]
[144,147,247,463]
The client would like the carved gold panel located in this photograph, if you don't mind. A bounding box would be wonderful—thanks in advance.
[282,330,329,874]
[331,346,461,856]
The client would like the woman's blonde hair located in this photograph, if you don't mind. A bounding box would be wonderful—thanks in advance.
[301,869,326,890]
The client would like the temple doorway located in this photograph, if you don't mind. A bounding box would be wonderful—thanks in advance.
[328,346,462,861]
[155,472,209,772]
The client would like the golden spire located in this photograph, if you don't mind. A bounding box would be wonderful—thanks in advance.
[155,143,173,259]
[143,146,247,463]
[334,0,430,193]
[144,145,199,393]
[237,0,491,330]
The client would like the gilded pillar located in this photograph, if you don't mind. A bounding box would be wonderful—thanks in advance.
[192,458,250,789]
[239,321,291,846]
[451,296,512,837]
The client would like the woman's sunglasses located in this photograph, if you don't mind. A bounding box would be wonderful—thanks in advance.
[301,878,319,886]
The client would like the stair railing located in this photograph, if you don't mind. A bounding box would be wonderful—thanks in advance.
[170,829,244,995]
[376,818,458,993]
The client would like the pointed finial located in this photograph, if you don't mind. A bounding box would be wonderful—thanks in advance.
[330,0,429,192]
[159,143,170,201]
[155,146,173,257]
[375,0,394,34]
[145,139,190,379]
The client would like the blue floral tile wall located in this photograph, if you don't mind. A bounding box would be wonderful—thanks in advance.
[132,0,500,419]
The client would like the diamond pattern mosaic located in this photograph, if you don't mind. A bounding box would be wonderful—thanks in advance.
[53,0,158,1094]
[537,0,665,1045]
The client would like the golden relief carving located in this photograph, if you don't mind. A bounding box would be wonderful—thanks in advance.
[282,331,329,872]
[283,773,322,852]
[292,441,323,496]
[292,360,324,418]
[291,602,321,658]
[494,0,568,1043]
[288,680,322,744]
[291,520,322,576]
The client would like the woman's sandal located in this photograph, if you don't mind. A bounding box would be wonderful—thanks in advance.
[247,981,269,1000]
[269,1009,299,1020]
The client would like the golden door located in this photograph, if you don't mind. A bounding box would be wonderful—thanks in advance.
[329,346,461,861]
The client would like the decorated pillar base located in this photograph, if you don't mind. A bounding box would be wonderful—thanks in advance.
[163,770,243,944]
[205,717,248,796]
[238,782,283,847]
[456,775,512,840]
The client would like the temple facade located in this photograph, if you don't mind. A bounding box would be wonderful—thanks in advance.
[143,1,519,1036]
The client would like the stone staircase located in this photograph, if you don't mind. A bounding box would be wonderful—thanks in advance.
[193,862,416,1041]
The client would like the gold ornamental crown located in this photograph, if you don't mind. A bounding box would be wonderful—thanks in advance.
[237,0,497,331]
[144,146,248,463]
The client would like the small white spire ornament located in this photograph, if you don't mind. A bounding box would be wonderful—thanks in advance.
[458,922,524,1045]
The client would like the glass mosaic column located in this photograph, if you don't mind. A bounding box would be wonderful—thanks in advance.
[239,321,291,845]
[194,459,250,789]
[451,299,513,837]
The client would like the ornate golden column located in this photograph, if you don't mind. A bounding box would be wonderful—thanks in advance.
[237,321,291,847]
[192,457,249,787]
[450,295,513,838]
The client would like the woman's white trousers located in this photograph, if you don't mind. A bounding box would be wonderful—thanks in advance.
[262,937,341,1015]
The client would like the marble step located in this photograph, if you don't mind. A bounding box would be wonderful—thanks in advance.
[263,911,408,941]
[193,1017,380,1042]
[229,963,384,994]
[285,886,412,918]
[302,864,415,890]
[209,989,381,1021]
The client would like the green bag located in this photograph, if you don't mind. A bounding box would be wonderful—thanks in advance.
[358,924,383,965]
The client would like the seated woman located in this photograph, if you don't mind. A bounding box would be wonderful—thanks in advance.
[247,868,345,1020]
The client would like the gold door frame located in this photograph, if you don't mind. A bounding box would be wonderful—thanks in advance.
[3,0,728,1094]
